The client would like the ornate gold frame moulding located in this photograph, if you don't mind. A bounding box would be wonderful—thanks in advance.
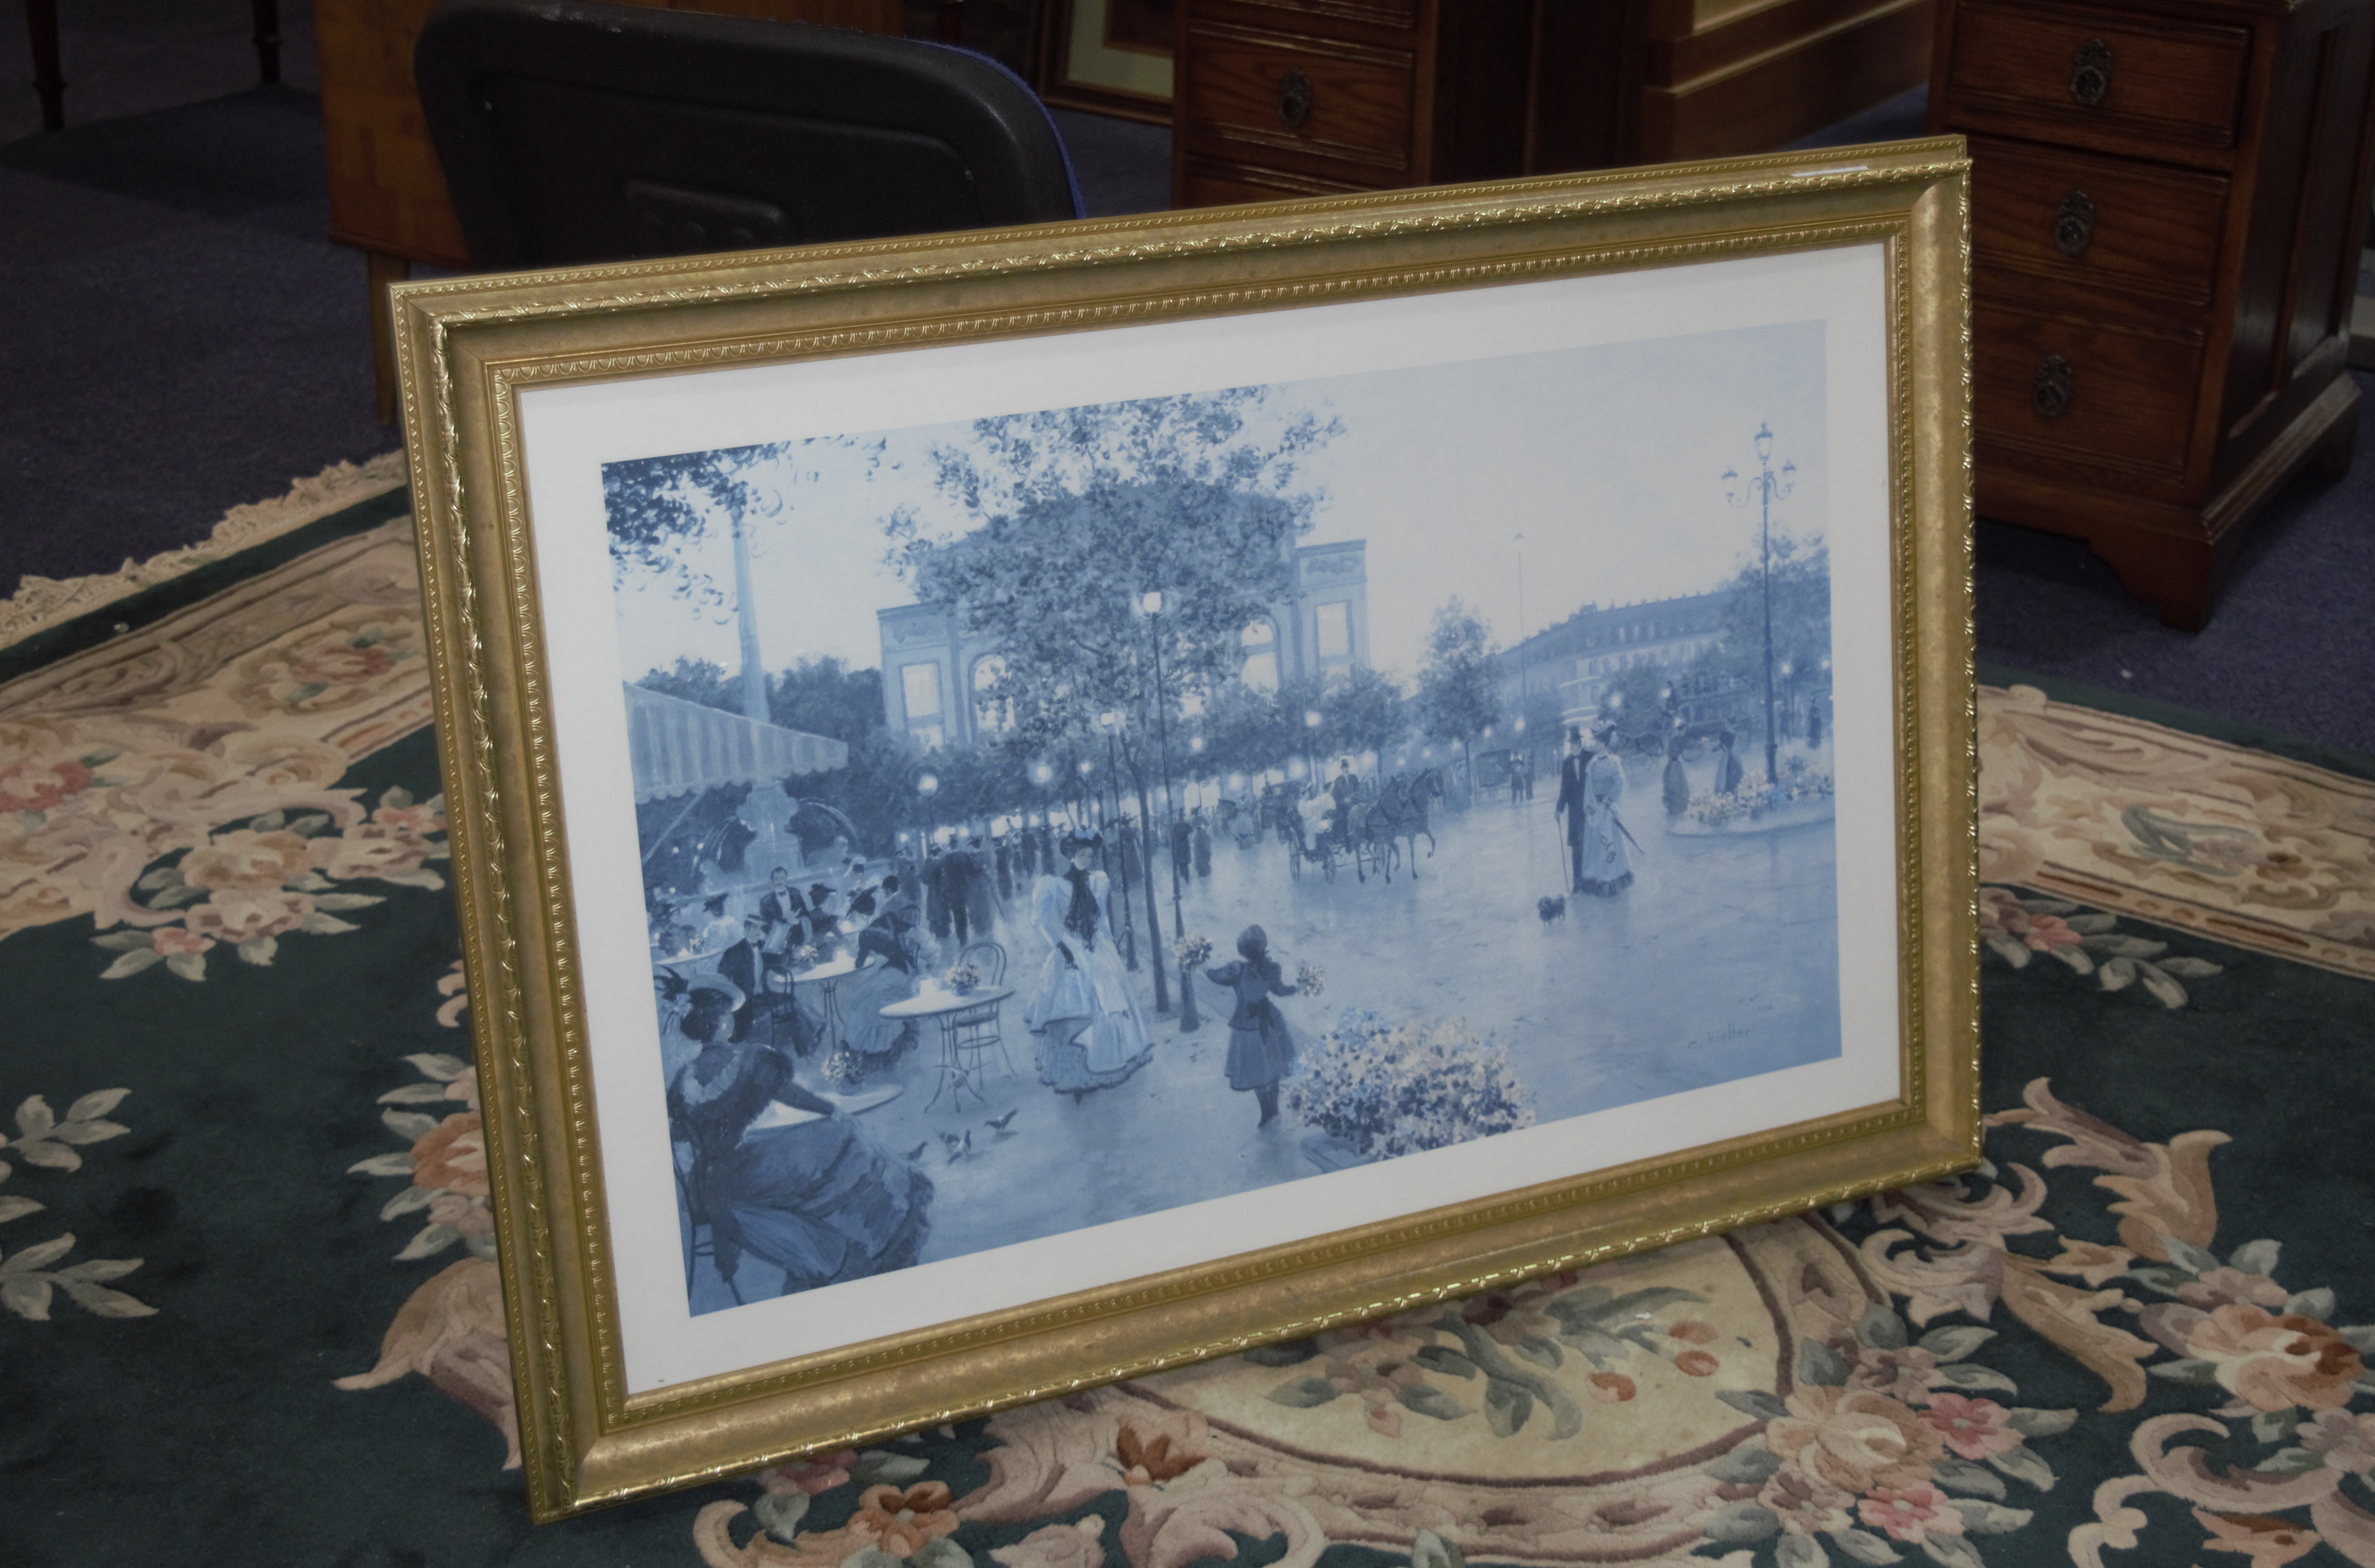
[390,139,1979,1523]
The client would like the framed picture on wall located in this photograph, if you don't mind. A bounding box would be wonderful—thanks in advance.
[391,140,1980,1520]
[1037,0,1173,123]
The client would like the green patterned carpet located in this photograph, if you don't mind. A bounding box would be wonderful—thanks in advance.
[3,489,2371,1568]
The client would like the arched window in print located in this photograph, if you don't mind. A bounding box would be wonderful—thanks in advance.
[972,655,1013,734]
[1241,618,1279,691]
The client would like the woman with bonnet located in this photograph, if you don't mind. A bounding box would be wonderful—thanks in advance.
[1202,924,1301,1127]
[1023,832,1152,1103]
[666,976,930,1302]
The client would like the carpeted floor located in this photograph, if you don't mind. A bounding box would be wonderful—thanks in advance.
[1,478,2372,1566]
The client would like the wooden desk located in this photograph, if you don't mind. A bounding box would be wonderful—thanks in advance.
[1929,0,2374,628]
[314,0,905,418]
[1170,0,1937,207]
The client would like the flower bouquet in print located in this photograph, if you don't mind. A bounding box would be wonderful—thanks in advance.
[1285,1009,1533,1162]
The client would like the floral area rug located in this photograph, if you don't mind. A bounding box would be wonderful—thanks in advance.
[4,483,2373,1568]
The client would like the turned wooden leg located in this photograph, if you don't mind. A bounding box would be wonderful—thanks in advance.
[252,0,282,85]
[25,0,64,131]
[368,251,412,427]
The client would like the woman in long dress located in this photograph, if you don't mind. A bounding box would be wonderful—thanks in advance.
[839,914,922,1063]
[1662,733,1692,819]
[1578,724,1633,896]
[1023,833,1153,1102]
[668,985,932,1302]
[1203,924,1299,1127]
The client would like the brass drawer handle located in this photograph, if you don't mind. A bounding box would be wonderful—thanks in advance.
[2054,190,2096,257]
[2033,354,2074,420]
[1278,67,1314,130]
[2070,38,2112,107]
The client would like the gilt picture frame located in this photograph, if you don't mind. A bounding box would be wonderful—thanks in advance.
[390,140,1980,1521]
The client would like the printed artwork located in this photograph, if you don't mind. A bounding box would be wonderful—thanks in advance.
[600,322,1844,1315]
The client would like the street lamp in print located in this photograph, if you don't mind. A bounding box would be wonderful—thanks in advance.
[1722,422,1796,788]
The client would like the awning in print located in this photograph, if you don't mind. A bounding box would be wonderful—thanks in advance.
[621,683,847,802]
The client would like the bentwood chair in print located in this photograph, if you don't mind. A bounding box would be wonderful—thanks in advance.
[950,942,1014,1081]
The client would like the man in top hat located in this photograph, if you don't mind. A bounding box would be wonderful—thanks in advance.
[1553,727,1589,893]
[758,866,804,950]
[716,914,768,1040]
[1328,758,1360,850]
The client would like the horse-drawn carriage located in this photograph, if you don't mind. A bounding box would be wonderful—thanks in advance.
[1261,772,1445,884]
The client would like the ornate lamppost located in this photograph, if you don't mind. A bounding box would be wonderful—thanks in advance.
[1097,711,1140,973]
[1722,423,1796,788]
[1514,530,1529,789]
[1139,591,1187,948]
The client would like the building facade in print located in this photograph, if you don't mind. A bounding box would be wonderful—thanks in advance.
[1494,591,1741,730]
[876,538,1370,748]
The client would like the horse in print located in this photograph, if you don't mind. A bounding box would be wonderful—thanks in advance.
[1369,768,1444,870]
[1344,795,1403,882]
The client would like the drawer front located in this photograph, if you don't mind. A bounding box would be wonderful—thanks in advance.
[1945,1,2249,157]
[1181,21,1416,175]
[1973,302,2202,484]
[1971,137,2229,306]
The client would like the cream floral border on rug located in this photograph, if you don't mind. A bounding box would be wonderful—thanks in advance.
[1980,683,2375,980]
[0,509,429,940]
[0,451,410,654]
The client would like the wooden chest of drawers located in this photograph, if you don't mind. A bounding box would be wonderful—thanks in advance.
[1930,0,2375,629]
[1168,0,1538,207]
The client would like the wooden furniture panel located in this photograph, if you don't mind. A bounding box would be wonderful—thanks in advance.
[1173,0,1941,206]
[1635,0,1938,162]
[1932,0,2375,630]
[1170,0,1536,207]
[1180,21,1415,176]
[2217,10,2375,445]
[1972,302,2204,484]
[1969,135,2229,305]
[318,0,463,266]
[1942,1,2249,160]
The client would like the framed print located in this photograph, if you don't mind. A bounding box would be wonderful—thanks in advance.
[1036,0,1172,123]
[390,138,1979,1520]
